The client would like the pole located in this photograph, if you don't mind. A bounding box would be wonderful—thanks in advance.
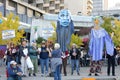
[3,0,6,17]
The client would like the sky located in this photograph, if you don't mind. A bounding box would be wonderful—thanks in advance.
[108,0,120,9]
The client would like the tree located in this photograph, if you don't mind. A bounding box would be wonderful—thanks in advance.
[0,13,24,45]
[101,17,113,35]
[48,22,57,43]
[112,19,120,46]
[101,17,120,46]
[70,34,83,48]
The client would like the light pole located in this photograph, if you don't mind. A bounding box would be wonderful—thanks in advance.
[3,0,6,17]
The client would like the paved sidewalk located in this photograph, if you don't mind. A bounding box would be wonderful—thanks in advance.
[0,65,120,80]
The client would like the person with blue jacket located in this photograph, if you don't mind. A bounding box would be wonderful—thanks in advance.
[51,43,62,80]
[7,61,23,80]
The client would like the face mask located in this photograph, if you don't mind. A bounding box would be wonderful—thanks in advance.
[13,66,17,68]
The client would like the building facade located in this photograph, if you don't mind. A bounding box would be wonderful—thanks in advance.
[64,0,93,15]
[24,0,93,15]
[92,0,108,16]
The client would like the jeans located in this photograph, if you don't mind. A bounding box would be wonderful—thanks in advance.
[40,58,49,74]
[71,59,79,73]
[7,76,22,80]
[54,65,61,80]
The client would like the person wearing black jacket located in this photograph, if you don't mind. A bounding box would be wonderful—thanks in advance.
[19,39,29,77]
[107,48,117,76]
[70,44,80,75]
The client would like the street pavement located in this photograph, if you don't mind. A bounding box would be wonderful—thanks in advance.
[0,65,120,80]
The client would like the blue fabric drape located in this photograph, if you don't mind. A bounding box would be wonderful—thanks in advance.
[89,28,114,61]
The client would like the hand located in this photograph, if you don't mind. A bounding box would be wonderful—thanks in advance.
[25,56,28,60]
[72,52,77,56]
[46,48,50,52]
[17,72,22,76]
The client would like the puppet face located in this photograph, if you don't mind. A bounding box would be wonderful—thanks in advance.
[58,9,71,26]
[94,19,99,25]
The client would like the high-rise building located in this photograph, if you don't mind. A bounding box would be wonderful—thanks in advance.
[30,0,93,15]
[92,0,108,15]
[64,0,93,15]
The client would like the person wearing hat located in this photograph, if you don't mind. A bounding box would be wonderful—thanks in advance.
[7,61,23,80]
[19,39,29,77]
[39,40,51,76]
[28,41,39,76]
[70,43,80,75]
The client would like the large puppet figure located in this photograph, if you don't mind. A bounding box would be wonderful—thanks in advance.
[89,16,114,76]
[56,9,74,52]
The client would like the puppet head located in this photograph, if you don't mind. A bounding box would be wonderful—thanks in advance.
[58,9,71,27]
[92,16,103,26]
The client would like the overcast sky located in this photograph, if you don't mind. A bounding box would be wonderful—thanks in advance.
[108,0,120,9]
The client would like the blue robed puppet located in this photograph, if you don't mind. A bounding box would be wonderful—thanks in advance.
[89,16,114,61]
[56,9,74,52]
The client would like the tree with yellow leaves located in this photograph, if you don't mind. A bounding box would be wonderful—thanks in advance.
[101,17,120,46]
[0,13,24,45]
[112,19,120,46]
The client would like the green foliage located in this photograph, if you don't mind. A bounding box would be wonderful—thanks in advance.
[36,37,46,44]
[70,34,83,48]
[101,17,120,46]
[48,22,57,43]
[0,12,24,45]
[101,17,113,34]
[112,19,120,46]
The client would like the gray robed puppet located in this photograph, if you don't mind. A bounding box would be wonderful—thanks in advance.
[56,9,74,52]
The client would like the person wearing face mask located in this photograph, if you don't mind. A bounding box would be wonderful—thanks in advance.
[39,41,51,77]
[70,43,80,75]
[28,41,39,76]
[7,61,23,80]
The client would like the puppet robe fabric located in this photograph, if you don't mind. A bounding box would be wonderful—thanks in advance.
[56,20,74,52]
[89,28,114,61]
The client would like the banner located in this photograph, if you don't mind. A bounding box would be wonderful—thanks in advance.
[2,30,15,40]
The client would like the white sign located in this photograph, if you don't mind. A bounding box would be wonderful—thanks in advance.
[2,30,15,40]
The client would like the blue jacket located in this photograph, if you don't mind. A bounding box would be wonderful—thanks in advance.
[7,66,22,77]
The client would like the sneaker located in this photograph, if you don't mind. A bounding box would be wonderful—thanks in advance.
[112,74,116,76]
[33,73,36,76]
[22,74,27,77]
[71,72,73,75]
[95,73,99,76]
[41,74,44,77]
[88,73,91,76]
[29,73,31,77]
[77,73,80,75]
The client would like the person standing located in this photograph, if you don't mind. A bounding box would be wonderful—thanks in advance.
[89,16,114,76]
[6,42,17,68]
[51,43,62,80]
[28,42,39,76]
[39,41,51,76]
[61,51,69,76]
[107,48,117,76]
[70,43,80,75]
[19,39,29,77]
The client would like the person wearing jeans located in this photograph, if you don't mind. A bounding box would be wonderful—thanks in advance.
[51,43,62,80]
[70,43,80,75]
[39,41,51,76]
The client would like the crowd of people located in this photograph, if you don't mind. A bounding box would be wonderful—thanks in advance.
[0,38,120,80]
